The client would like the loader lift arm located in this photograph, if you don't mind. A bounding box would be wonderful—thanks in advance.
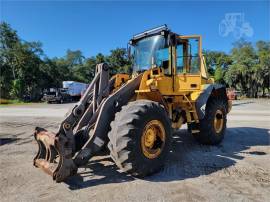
[34,63,142,182]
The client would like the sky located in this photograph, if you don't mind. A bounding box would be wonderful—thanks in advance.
[1,0,269,58]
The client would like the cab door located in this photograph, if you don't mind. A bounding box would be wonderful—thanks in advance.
[173,35,203,92]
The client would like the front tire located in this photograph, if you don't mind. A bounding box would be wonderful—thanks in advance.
[108,100,172,177]
[192,98,227,145]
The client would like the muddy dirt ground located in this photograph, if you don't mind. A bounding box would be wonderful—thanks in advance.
[0,99,269,202]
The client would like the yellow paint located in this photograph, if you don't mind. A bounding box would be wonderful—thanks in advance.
[112,74,130,91]
[190,91,201,101]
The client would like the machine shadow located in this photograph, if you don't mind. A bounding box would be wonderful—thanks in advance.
[0,137,20,146]
[65,127,269,189]
[65,156,134,190]
[0,132,25,146]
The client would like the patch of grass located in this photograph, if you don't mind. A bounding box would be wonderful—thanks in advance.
[0,98,25,105]
[0,98,44,106]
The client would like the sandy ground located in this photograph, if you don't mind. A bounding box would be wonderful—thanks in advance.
[0,99,269,202]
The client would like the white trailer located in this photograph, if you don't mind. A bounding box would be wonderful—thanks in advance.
[62,81,88,101]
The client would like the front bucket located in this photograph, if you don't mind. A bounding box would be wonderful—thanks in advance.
[33,127,77,182]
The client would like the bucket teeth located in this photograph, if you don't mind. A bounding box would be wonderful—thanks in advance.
[33,127,77,182]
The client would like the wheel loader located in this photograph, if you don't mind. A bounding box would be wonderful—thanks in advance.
[33,25,232,182]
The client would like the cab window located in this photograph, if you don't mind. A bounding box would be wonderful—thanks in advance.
[176,44,184,73]
[155,47,170,74]
[176,38,200,74]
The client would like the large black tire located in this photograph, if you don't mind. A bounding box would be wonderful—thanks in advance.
[192,97,227,145]
[108,100,172,177]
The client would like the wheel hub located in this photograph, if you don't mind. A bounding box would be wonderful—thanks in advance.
[214,109,224,133]
[141,120,165,159]
[144,127,156,148]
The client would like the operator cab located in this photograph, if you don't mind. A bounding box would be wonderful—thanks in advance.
[129,25,207,79]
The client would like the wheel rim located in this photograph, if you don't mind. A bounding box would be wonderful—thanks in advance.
[141,120,166,159]
[214,109,224,133]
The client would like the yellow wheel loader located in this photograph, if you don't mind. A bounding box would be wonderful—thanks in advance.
[33,25,232,182]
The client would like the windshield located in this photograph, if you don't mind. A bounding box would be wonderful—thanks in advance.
[131,35,168,72]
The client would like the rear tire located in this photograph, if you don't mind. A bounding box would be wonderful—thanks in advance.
[192,98,227,145]
[108,100,172,177]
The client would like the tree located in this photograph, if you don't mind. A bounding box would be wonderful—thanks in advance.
[108,48,131,75]
[0,22,20,98]
[225,40,258,97]
[65,49,84,67]
[214,66,223,83]
[256,41,270,96]
[96,53,106,64]
[12,41,45,99]
[204,50,232,77]
[1,22,50,100]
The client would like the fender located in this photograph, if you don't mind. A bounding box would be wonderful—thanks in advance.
[195,84,228,119]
